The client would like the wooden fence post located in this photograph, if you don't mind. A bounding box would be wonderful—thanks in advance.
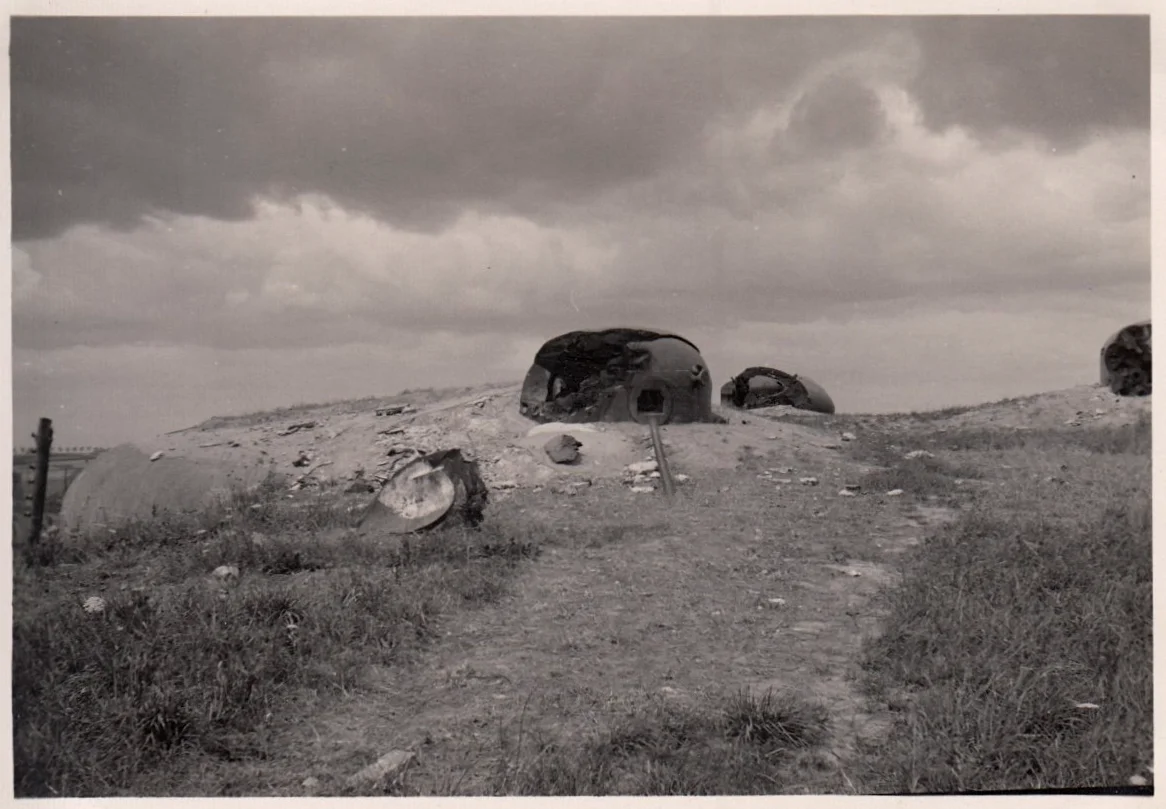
[29,418,53,546]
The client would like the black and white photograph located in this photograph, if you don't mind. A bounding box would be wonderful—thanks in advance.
[9,8,1153,798]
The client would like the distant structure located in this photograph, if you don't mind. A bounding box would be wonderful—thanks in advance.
[1100,320,1151,396]
[720,366,836,414]
[519,328,717,425]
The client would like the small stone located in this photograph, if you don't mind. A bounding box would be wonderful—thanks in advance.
[212,565,240,580]
[841,432,857,442]
[345,750,417,790]
[886,489,905,497]
[799,477,819,486]
[149,451,164,462]
[82,596,106,614]
[630,485,655,494]
[767,598,786,606]
[302,776,320,789]
[544,434,582,464]
[774,478,793,484]
[494,480,518,490]
[674,473,691,482]
[1130,775,1148,786]
[903,450,934,460]
[843,483,861,491]
[765,434,779,440]
[838,489,857,497]
[1074,702,1101,710]
[774,466,793,474]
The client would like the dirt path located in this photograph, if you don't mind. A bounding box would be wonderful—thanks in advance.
[198,459,961,796]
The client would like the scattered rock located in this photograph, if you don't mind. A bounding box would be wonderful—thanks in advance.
[82,596,106,614]
[630,485,655,494]
[494,480,518,490]
[765,434,779,440]
[674,473,691,482]
[774,466,793,474]
[345,750,417,791]
[212,565,240,581]
[627,460,659,475]
[1130,775,1148,787]
[838,489,857,497]
[345,478,377,494]
[885,489,905,497]
[767,597,787,607]
[302,776,320,790]
[1074,702,1101,710]
[843,483,861,492]
[292,452,313,468]
[799,477,819,486]
[148,451,164,462]
[544,434,582,464]
[551,479,592,495]
[277,420,318,437]
[375,404,416,417]
[526,422,600,437]
[841,431,857,442]
[847,570,862,577]
[903,450,934,460]
[774,478,793,484]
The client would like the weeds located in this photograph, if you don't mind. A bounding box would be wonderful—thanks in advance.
[12,484,539,798]
[922,413,1150,456]
[857,485,1151,792]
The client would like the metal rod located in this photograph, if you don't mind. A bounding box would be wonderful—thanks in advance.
[646,416,676,497]
[30,417,54,546]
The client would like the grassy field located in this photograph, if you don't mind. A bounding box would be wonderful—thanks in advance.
[11,406,1152,796]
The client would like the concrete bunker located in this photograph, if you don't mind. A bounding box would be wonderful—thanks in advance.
[519,328,716,425]
[720,366,836,414]
[1100,320,1151,396]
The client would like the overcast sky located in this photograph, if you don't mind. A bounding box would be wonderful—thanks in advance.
[11,14,1151,447]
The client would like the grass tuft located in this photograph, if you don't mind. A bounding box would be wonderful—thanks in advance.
[495,689,833,795]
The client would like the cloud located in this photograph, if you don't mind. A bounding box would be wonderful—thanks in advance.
[13,70,1148,353]
[11,16,1148,241]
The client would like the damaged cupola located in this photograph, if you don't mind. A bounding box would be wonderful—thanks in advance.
[720,366,836,414]
[1100,320,1151,396]
[519,328,716,425]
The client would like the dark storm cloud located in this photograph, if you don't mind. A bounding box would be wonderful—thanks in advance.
[12,15,1149,242]
[10,16,868,240]
[906,15,1149,147]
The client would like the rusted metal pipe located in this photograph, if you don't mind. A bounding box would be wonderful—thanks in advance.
[646,416,676,497]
